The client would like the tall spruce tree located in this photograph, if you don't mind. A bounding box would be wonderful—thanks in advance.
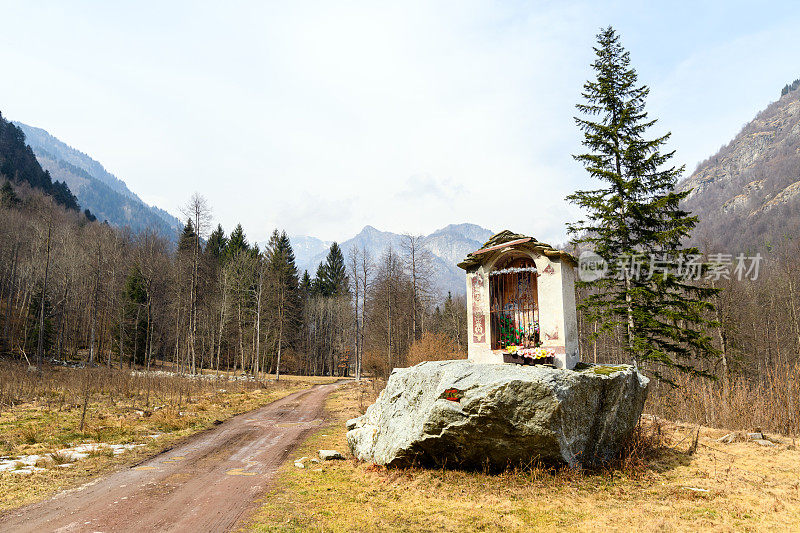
[300,270,312,297]
[312,263,328,296]
[266,230,301,379]
[225,223,249,261]
[206,224,228,262]
[568,27,718,381]
[122,265,148,366]
[178,219,196,255]
[321,242,349,297]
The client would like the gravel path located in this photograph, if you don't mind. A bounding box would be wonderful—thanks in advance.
[0,383,339,532]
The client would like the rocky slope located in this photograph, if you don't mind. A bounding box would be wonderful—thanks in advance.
[678,83,800,251]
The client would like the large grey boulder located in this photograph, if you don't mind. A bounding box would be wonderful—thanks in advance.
[347,360,648,468]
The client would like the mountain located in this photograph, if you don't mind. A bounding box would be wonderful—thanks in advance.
[678,80,800,251]
[0,113,79,211]
[284,235,332,267]
[294,223,494,295]
[13,122,181,239]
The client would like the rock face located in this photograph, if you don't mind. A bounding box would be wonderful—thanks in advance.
[676,85,800,250]
[347,360,649,468]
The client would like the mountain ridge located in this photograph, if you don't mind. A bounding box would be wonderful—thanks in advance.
[291,223,494,296]
[14,121,181,239]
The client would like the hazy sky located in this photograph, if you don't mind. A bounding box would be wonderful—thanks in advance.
[1,1,799,244]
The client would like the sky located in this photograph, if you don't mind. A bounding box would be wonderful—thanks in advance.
[1,1,799,245]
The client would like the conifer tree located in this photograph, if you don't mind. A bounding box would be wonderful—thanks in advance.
[568,27,718,381]
[122,265,148,366]
[206,224,228,262]
[178,219,196,255]
[312,263,328,296]
[1,181,19,208]
[27,284,53,356]
[300,270,312,297]
[322,242,349,297]
[225,223,248,261]
[266,230,301,379]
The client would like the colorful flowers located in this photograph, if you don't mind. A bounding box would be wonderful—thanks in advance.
[515,347,554,361]
[498,317,541,348]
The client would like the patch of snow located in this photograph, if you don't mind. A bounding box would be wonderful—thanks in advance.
[0,442,146,473]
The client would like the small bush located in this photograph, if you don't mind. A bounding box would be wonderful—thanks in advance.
[405,332,467,367]
[87,446,114,458]
[20,428,38,445]
[49,451,72,465]
[646,362,800,437]
[612,418,666,476]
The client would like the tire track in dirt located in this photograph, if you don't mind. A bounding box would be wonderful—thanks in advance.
[0,382,341,532]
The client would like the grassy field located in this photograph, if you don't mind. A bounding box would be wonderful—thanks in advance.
[0,362,339,512]
[247,381,800,532]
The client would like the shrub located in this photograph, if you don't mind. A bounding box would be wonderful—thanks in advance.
[405,332,467,367]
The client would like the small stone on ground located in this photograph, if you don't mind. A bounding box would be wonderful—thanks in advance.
[318,450,344,460]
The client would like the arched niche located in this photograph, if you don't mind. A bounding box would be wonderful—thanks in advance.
[486,253,540,350]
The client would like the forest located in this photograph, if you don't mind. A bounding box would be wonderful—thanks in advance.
[0,176,467,381]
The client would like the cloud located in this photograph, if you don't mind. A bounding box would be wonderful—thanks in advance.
[394,174,467,203]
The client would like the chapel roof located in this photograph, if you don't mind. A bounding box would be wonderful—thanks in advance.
[456,230,577,270]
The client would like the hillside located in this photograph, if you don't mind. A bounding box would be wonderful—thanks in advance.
[294,223,494,296]
[14,122,181,239]
[0,113,79,211]
[678,81,800,251]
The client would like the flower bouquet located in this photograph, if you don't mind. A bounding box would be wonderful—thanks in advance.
[502,346,555,366]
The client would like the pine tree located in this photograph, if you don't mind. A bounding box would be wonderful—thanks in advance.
[568,27,718,381]
[178,219,196,255]
[122,265,148,366]
[312,263,328,296]
[1,181,20,208]
[26,284,53,356]
[266,230,301,379]
[320,242,349,297]
[206,224,228,262]
[300,270,312,297]
[226,223,249,261]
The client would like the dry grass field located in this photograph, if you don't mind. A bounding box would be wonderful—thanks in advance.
[247,381,800,532]
[0,362,339,512]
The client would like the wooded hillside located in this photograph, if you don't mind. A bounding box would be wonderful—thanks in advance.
[0,113,80,213]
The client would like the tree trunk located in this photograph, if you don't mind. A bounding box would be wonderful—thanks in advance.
[276,304,284,382]
[89,260,99,365]
[3,245,19,356]
[255,268,263,378]
[36,219,53,368]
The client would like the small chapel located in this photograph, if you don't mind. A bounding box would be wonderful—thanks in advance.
[457,230,580,370]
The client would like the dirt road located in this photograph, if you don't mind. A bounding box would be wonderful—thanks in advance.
[0,382,340,532]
